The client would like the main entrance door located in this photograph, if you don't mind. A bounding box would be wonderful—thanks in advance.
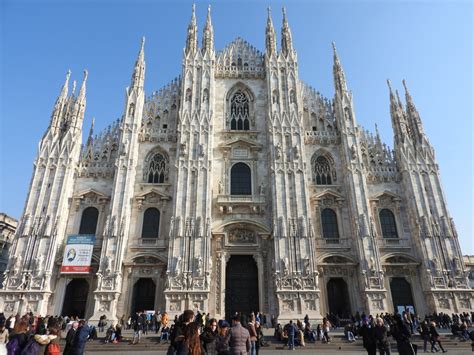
[390,277,415,313]
[62,279,89,318]
[131,278,156,312]
[327,278,351,317]
[225,255,259,320]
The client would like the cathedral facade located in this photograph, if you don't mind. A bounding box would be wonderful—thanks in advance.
[1,6,472,322]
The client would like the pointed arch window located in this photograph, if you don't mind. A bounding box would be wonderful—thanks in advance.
[79,207,99,235]
[230,91,250,131]
[146,152,168,183]
[141,208,160,239]
[313,156,333,185]
[379,209,398,238]
[321,208,339,239]
[230,162,251,195]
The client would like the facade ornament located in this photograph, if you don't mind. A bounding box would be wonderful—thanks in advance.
[175,256,182,276]
[259,183,265,195]
[196,256,203,276]
[276,143,282,160]
[282,257,290,276]
[218,180,223,194]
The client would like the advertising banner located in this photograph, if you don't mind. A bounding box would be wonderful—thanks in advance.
[60,235,96,273]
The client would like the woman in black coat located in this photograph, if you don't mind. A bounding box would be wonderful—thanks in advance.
[63,323,78,355]
[201,319,218,355]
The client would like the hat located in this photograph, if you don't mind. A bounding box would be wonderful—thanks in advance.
[362,316,369,322]
[218,320,230,328]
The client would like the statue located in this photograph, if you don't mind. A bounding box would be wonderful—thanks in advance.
[259,183,265,195]
[276,143,282,160]
[282,257,290,276]
[303,258,311,274]
[34,254,44,276]
[293,146,300,159]
[218,180,223,194]
[196,257,203,276]
[175,256,182,275]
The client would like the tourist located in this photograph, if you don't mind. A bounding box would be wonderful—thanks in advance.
[44,327,61,355]
[131,311,143,344]
[286,320,297,350]
[98,315,107,333]
[70,320,90,355]
[229,314,250,355]
[178,321,202,355]
[374,317,390,355]
[6,319,29,355]
[247,315,257,355]
[215,320,230,355]
[429,321,447,353]
[63,321,78,355]
[322,317,331,343]
[359,316,376,355]
[390,315,415,355]
[418,320,430,352]
[201,318,218,355]
[169,310,195,354]
[255,321,264,355]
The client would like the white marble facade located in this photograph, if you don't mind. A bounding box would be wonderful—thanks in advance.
[1,6,472,322]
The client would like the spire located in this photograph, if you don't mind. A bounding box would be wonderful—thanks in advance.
[59,70,71,100]
[202,4,214,53]
[78,69,88,102]
[402,79,425,140]
[265,7,277,55]
[332,42,348,95]
[281,7,294,56]
[387,79,408,143]
[185,3,198,55]
[86,117,95,146]
[131,37,146,90]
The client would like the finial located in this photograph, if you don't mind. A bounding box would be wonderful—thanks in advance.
[141,36,145,48]
[386,79,393,92]
[66,69,71,81]
[282,6,287,20]
[83,69,89,82]
[375,123,380,137]
[402,79,408,91]
[332,41,337,54]
[268,6,272,16]
[192,3,196,17]
[207,4,211,15]
[72,80,77,95]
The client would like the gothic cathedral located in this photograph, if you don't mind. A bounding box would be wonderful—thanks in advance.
[1,6,472,321]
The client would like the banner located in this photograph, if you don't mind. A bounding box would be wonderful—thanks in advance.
[60,235,96,273]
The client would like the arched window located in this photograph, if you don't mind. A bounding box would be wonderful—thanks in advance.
[146,153,168,183]
[141,208,160,239]
[230,91,250,131]
[79,207,99,235]
[321,208,339,239]
[379,209,398,238]
[314,156,332,185]
[230,163,251,195]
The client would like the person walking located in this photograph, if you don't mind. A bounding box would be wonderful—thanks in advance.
[359,317,377,355]
[322,317,331,343]
[201,319,218,355]
[63,321,78,355]
[429,321,447,353]
[229,314,250,355]
[247,315,257,355]
[374,317,390,355]
[215,320,230,355]
[286,320,297,350]
[418,320,430,352]
[70,320,90,355]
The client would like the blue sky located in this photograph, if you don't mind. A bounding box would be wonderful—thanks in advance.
[1,0,472,254]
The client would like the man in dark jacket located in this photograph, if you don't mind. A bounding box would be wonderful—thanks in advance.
[374,317,390,355]
[168,310,194,354]
[359,317,376,355]
[229,314,250,355]
[71,320,90,355]
[63,321,79,355]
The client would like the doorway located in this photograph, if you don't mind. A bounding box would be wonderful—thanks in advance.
[390,277,415,313]
[61,279,89,318]
[327,278,351,317]
[131,278,156,313]
[225,255,259,320]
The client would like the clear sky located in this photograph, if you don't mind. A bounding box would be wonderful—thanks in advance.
[1,0,472,254]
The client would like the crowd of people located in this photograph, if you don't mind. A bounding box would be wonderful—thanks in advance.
[273,310,474,355]
[0,309,472,355]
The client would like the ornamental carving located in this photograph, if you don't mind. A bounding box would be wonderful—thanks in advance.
[228,229,256,244]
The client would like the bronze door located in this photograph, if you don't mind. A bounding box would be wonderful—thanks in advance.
[225,255,259,320]
[327,278,351,317]
[132,278,156,312]
[62,279,89,318]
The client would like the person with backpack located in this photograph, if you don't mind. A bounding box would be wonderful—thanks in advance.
[169,310,195,355]
[6,319,29,355]
[44,327,60,355]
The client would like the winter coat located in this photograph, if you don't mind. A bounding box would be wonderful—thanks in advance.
[229,323,250,355]
[71,325,90,355]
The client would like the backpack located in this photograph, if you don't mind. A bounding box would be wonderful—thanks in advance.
[6,337,21,355]
[20,337,40,355]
